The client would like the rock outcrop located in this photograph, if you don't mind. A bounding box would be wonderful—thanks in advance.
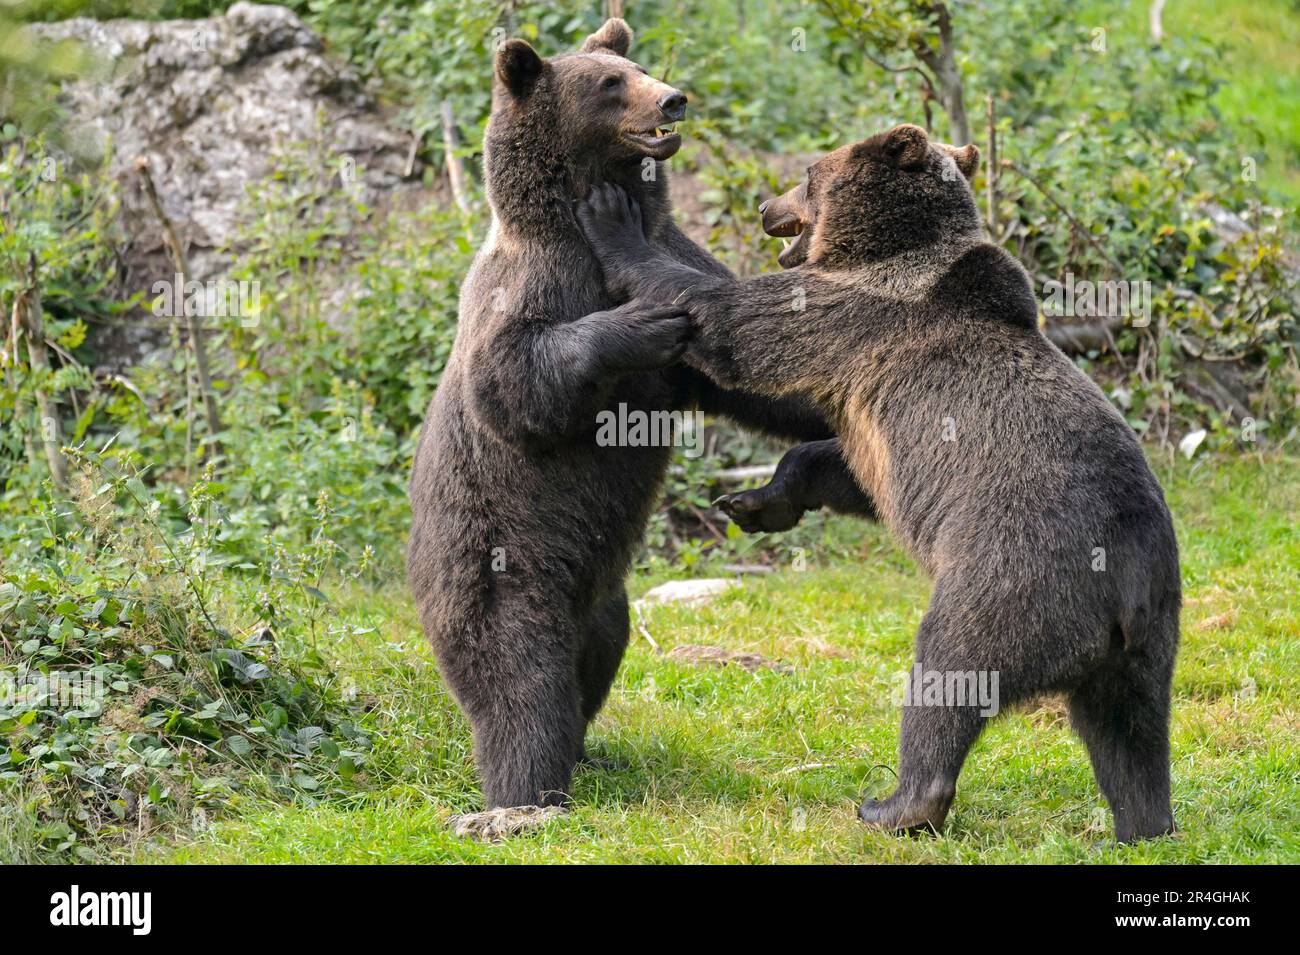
[26,3,422,364]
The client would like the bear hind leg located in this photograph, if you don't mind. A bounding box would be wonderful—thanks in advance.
[859,690,986,834]
[471,668,584,809]
[1068,650,1175,842]
[575,588,632,770]
[578,588,631,725]
[859,602,1000,835]
[441,606,586,810]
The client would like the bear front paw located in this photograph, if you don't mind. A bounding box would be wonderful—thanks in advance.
[858,789,953,836]
[599,300,692,372]
[714,489,801,533]
[577,182,646,263]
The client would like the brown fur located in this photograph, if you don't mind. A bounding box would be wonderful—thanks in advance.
[578,123,1181,842]
[407,20,843,810]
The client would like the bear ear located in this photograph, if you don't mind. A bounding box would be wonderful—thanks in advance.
[944,143,980,182]
[881,123,930,171]
[581,17,633,56]
[495,39,544,97]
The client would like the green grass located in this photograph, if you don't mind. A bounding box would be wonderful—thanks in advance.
[137,454,1298,863]
[1168,0,1300,202]
[1082,0,1300,202]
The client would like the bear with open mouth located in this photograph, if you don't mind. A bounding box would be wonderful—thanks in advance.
[407,19,856,818]
[577,124,1181,841]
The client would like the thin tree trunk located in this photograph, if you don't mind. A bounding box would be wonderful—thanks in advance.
[440,101,473,215]
[934,65,971,147]
[135,156,222,458]
[16,253,68,489]
[913,2,971,145]
[985,93,998,235]
[1149,0,1167,45]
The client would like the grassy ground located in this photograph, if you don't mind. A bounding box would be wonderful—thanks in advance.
[141,454,1299,863]
[1082,0,1300,202]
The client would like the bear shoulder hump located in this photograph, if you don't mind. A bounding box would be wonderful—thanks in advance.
[932,243,1038,331]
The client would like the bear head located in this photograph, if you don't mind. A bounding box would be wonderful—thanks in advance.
[760,124,982,269]
[492,18,687,167]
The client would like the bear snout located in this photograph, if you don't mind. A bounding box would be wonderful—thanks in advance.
[657,90,687,121]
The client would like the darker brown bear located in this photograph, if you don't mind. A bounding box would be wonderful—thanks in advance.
[407,19,843,811]
[578,124,1181,842]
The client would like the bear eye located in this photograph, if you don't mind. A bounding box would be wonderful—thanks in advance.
[600,75,623,91]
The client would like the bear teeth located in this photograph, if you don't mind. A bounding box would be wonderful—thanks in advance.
[655,124,677,138]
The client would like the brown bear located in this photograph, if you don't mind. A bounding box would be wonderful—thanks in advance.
[406,19,847,817]
[577,124,1181,842]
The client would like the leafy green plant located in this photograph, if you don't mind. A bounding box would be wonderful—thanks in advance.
[0,449,379,862]
[0,136,123,486]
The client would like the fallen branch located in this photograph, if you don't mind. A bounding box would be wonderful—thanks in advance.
[721,564,776,575]
[632,602,661,653]
[1044,317,1123,354]
[711,463,777,483]
[686,499,725,539]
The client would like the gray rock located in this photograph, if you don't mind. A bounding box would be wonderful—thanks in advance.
[25,3,423,366]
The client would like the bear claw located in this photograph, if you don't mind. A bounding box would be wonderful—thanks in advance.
[447,805,567,843]
[858,795,949,835]
[714,491,799,533]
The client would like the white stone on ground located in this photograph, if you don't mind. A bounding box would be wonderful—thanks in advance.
[635,578,739,608]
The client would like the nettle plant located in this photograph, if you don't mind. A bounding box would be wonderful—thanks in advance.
[219,129,470,440]
[0,448,379,861]
[0,136,124,485]
[289,0,595,192]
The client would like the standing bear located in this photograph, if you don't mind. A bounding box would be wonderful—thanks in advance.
[577,124,1181,842]
[407,19,846,816]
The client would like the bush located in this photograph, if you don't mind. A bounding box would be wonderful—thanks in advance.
[1,451,379,862]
